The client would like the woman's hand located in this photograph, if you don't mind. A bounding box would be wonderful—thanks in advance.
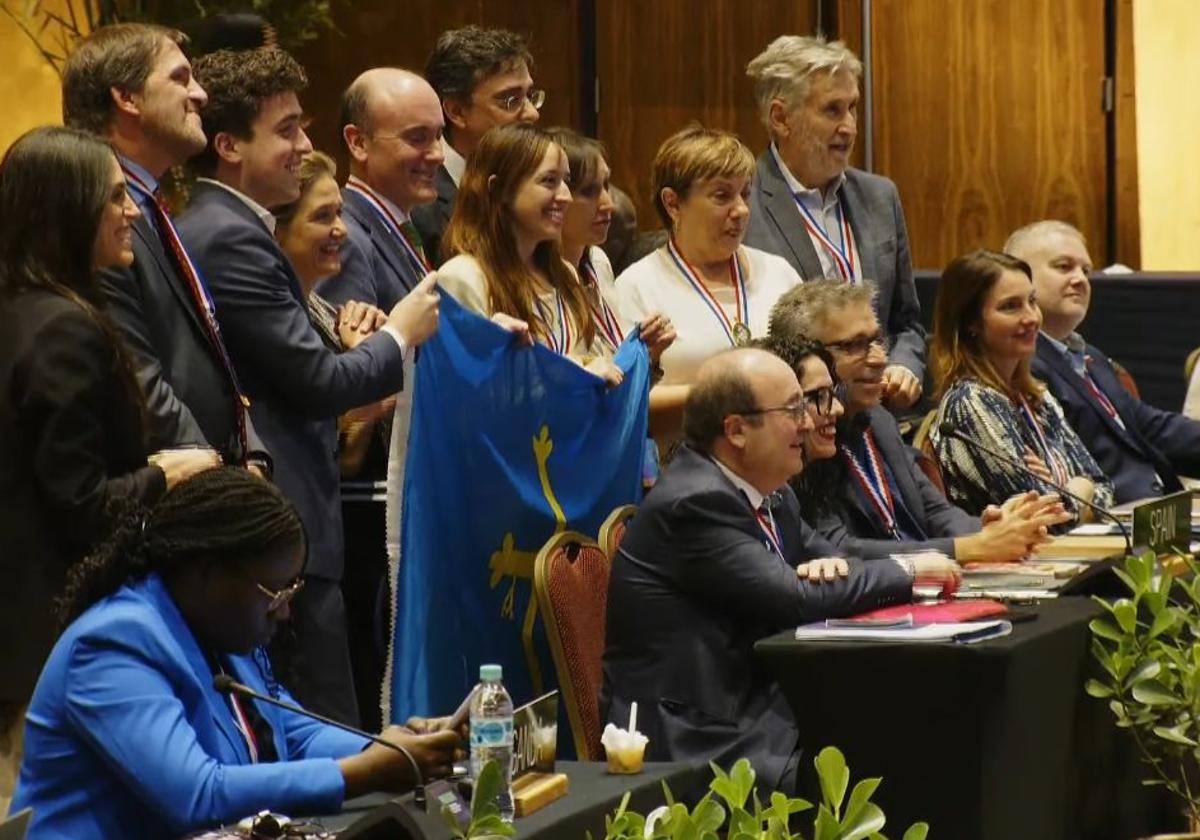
[584,356,624,388]
[338,300,386,349]
[148,448,223,489]
[1022,449,1054,483]
[491,312,533,346]
[638,313,676,367]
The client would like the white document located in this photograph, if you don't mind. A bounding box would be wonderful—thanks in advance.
[794,619,1013,644]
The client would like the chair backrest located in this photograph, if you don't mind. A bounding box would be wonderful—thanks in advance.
[1111,359,1140,399]
[597,504,637,563]
[533,530,611,761]
[911,409,947,496]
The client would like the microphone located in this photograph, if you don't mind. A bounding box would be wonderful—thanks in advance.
[212,674,427,807]
[937,421,1132,557]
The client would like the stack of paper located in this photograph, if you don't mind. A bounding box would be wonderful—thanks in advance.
[794,619,1012,644]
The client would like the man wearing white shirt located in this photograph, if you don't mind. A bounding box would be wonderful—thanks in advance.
[744,34,926,412]
[413,25,542,265]
[177,46,439,725]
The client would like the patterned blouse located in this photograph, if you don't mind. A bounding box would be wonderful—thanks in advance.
[930,377,1115,518]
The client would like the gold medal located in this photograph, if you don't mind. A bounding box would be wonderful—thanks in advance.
[732,321,752,346]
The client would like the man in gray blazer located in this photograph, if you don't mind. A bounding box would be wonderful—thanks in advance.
[412,26,542,265]
[64,23,268,470]
[768,280,1066,562]
[602,347,959,792]
[179,47,440,724]
[745,35,926,411]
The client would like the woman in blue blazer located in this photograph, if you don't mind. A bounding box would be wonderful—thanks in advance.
[11,468,460,840]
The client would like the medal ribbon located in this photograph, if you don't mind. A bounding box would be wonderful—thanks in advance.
[345,176,432,276]
[533,290,573,355]
[666,237,748,346]
[841,429,900,538]
[794,197,857,283]
[1018,395,1071,486]
[581,260,624,351]
[1081,357,1121,422]
[754,504,784,557]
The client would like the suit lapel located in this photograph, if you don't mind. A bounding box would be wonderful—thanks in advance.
[134,215,212,340]
[839,173,877,285]
[345,191,422,294]
[757,153,825,278]
[1037,336,1132,444]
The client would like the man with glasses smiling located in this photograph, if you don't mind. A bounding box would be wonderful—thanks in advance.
[769,280,1067,563]
[414,25,543,265]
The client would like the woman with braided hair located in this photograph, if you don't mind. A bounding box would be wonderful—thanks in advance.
[11,468,461,840]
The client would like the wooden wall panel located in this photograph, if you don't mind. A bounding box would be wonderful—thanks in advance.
[595,0,818,228]
[295,0,581,169]
[1113,0,1140,267]
[869,0,1107,270]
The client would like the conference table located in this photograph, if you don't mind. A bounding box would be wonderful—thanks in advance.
[320,760,705,838]
[755,597,1180,840]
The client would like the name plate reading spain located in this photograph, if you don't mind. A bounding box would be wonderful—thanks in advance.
[1132,490,1192,553]
[513,689,558,779]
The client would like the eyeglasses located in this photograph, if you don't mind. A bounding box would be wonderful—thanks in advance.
[253,576,305,612]
[825,331,890,358]
[742,403,809,423]
[802,384,845,416]
[493,87,546,113]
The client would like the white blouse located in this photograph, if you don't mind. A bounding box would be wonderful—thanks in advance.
[614,244,802,386]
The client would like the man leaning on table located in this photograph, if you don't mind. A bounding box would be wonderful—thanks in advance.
[1008,220,1200,504]
[600,347,960,793]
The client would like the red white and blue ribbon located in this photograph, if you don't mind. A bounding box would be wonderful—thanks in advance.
[794,197,857,283]
[1018,395,1071,486]
[841,429,900,538]
[666,237,748,346]
[754,504,784,556]
[580,260,624,351]
[1082,357,1121,423]
[533,290,573,355]
[345,176,431,276]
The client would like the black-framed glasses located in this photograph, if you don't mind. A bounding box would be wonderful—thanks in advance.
[493,87,546,113]
[742,403,809,423]
[825,331,889,358]
[802,383,845,416]
[253,576,305,612]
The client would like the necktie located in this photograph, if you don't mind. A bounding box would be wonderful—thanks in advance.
[150,189,250,459]
[400,219,430,271]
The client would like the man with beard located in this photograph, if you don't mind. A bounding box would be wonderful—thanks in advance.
[744,35,926,413]
[63,24,269,471]
[176,47,440,724]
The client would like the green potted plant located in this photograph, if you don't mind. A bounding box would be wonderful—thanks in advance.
[592,746,929,840]
[1087,549,1200,837]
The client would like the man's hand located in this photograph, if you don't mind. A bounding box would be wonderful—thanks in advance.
[881,364,922,410]
[907,552,962,595]
[638,313,676,367]
[795,557,849,582]
[338,300,386,349]
[386,273,440,347]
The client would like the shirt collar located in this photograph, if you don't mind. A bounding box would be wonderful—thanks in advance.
[119,156,159,201]
[441,137,467,187]
[1041,330,1088,375]
[197,177,276,235]
[346,175,411,224]
[770,142,846,208]
[712,456,767,511]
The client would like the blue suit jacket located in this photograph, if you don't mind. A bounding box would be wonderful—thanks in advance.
[601,445,911,791]
[11,573,368,840]
[177,183,406,579]
[744,151,926,382]
[1032,334,1200,503]
[315,188,424,312]
[814,407,979,559]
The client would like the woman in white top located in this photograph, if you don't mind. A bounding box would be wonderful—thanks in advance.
[545,127,674,367]
[615,125,802,439]
[436,123,621,385]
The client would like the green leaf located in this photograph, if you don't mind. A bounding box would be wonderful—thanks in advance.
[815,746,850,816]
[1085,678,1115,698]
[1089,617,1123,642]
[1153,724,1199,746]
[470,760,503,822]
[1132,680,1181,706]
[1125,658,1162,688]
[1113,599,1137,633]
[814,803,841,840]
[841,802,887,840]
[441,799,469,838]
[902,822,931,840]
[1149,608,1180,640]
[842,776,883,829]
[709,759,755,810]
[469,813,516,837]
[691,799,726,834]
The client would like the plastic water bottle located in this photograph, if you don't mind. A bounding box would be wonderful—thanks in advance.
[470,663,514,822]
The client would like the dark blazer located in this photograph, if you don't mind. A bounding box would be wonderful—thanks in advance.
[0,289,164,703]
[745,151,926,380]
[11,572,367,840]
[176,182,406,580]
[315,187,425,312]
[99,212,266,464]
[1032,334,1200,503]
[409,164,456,267]
[601,445,912,791]
[811,407,979,559]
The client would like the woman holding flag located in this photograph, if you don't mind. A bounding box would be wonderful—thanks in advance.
[614,125,802,443]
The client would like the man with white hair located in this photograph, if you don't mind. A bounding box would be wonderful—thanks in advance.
[744,35,925,412]
[1009,220,1200,502]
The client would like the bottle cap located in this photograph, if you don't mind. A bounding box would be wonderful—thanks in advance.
[480,663,502,681]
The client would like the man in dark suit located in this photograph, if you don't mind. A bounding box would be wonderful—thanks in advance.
[62,23,269,470]
[601,347,960,792]
[768,280,1066,562]
[178,47,441,724]
[1008,221,1200,503]
[320,67,444,310]
[744,35,926,412]
[412,26,542,265]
